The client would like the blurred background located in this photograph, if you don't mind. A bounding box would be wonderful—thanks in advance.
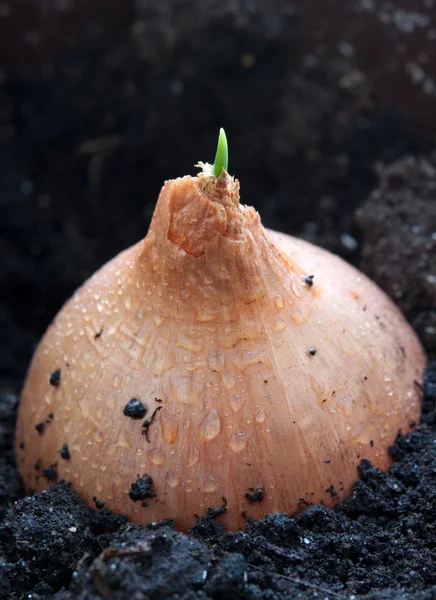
[1,0,436,389]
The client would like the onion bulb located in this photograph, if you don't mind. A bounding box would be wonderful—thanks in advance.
[16,131,426,531]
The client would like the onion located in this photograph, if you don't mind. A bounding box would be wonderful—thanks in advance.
[16,132,426,531]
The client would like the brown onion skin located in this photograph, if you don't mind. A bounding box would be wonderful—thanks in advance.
[15,173,426,531]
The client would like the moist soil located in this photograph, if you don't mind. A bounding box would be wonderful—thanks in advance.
[1,1,436,598]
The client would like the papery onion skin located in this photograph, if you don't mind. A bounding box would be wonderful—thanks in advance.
[15,173,426,531]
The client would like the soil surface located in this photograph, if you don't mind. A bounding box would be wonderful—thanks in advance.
[1,0,436,598]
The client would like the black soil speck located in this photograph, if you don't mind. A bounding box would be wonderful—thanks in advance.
[59,443,71,460]
[49,368,61,387]
[35,421,46,435]
[42,462,58,481]
[93,497,105,509]
[245,487,265,503]
[304,274,314,287]
[123,398,147,419]
[309,348,317,356]
[94,328,103,339]
[129,474,156,502]
[325,484,338,499]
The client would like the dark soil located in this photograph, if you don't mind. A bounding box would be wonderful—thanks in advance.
[1,0,436,598]
[1,371,436,600]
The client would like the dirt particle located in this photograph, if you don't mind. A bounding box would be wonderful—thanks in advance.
[35,422,46,435]
[304,274,314,287]
[370,440,374,447]
[325,484,338,499]
[245,486,264,503]
[94,328,103,339]
[123,398,147,419]
[92,496,105,509]
[49,369,61,387]
[42,462,58,481]
[309,348,317,356]
[129,474,156,502]
[59,443,71,460]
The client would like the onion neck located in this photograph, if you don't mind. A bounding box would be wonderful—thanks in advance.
[138,173,289,312]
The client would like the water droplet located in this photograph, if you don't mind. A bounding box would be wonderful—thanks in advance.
[112,374,123,388]
[153,352,176,376]
[170,376,203,405]
[290,278,302,298]
[222,372,236,389]
[274,295,285,309]
[229,432,249,453]
[203,475,218,493]
[148,448,166,465]
[199,410,221,441]
[94,430,103,443]
[255,409,266,423]
[272,318,287,332]
[229,394,245,413]
[195,310,218,322]
[153,312,164,327]
[207,350,225,373]
[167,471,180,488]
[219,323,263,349]
[187,445,200,468]
[185,362,201,372]
[178,335,203,353]
[161,413,179,444]
[107,318,123,336]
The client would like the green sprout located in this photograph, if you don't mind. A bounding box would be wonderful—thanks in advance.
[213,128,228,178]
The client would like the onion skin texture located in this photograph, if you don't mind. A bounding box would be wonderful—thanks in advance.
[16,173,426,532]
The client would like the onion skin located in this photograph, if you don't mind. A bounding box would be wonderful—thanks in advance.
[16,173,426,531]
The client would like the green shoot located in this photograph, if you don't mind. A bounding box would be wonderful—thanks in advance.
[213,128,228,178]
